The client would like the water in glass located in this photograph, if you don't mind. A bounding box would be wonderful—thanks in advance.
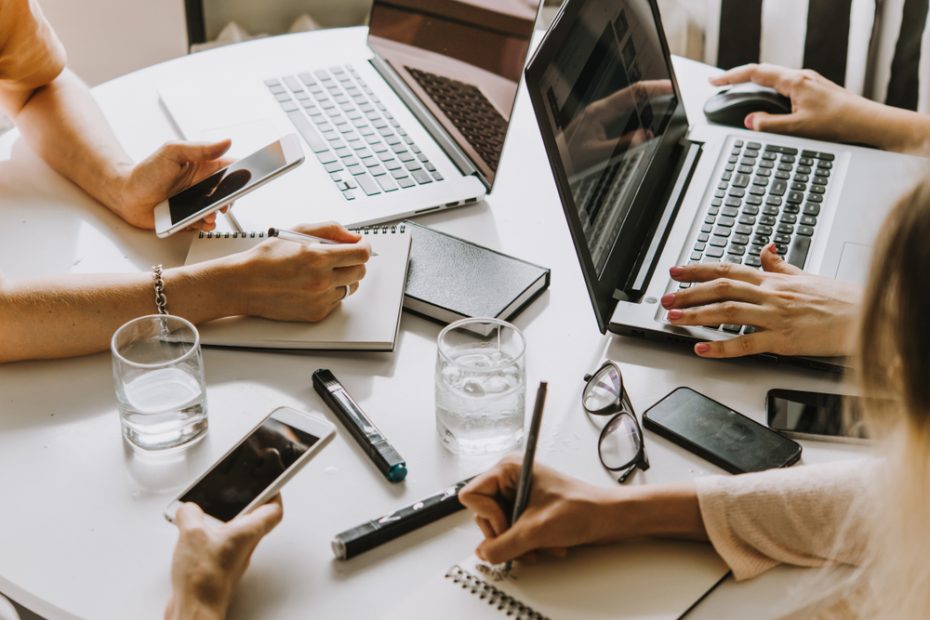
[112,315,208,450]
[436,319,526,455]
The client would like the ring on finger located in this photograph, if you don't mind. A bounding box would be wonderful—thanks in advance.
[341,284,351,300]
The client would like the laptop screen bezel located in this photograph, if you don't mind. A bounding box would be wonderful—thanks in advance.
[524,0,689,333]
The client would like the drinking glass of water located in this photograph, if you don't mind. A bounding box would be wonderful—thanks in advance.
[111,315,208,451]
[435,318,526,455]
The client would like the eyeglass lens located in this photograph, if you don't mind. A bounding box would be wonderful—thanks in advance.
[598,413,642,470]
[583,364,623,413]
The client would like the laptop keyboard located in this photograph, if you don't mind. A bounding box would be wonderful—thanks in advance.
[264,65,443,201]
[406,67,508,171]
[679,139,834,334]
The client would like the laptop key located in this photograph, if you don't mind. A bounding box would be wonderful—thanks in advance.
[803,203,821,216]
[709,235,728,247]
[281,100,300,113]
[348,165,366,176]
[370,165,387,177]
[745,255,762,267]
[283,76,303,92]
[324,161,344,173]
[355,173,381,196]
[342,190,356,201]
[797,225,814,236]
[286,110,329,153]
[375,175,399,192]
[412,169,433,184]
[787,236,811,268]
[397,176,416,189]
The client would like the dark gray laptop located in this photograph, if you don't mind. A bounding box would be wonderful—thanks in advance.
[525,0,926,371]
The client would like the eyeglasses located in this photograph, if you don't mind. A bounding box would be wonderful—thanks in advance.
[582,361,650,483]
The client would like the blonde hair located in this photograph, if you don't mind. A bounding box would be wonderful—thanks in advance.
[836,174,930,618]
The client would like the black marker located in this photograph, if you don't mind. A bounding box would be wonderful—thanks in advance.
[312,369,407,483]
[332,478,472,560]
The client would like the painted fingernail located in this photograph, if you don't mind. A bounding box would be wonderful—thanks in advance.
[660,293,675,308]
[667,309,684,320]
[695,343,711,355]
[669,266,685,278]
[744,113,755,129]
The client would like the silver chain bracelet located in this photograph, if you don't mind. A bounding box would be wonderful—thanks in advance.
[152,264,168,315]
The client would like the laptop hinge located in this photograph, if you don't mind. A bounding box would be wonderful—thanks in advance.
[369,56,484,186]
[627,140,703,294]
[612,289,631,302]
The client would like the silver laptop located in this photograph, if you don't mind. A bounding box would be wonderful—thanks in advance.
[159,0,542,228]
[525,0,927,371]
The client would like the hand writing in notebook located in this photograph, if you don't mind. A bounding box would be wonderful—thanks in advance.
[233,223,371,322]
[459,456,707,565]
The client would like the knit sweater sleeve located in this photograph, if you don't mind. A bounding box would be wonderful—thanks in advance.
[695,461,869,580]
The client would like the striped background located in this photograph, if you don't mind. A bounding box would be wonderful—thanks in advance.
[701,0,930,112]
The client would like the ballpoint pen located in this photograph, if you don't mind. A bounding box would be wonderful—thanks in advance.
[504,381,548,574]
[268,227,378,256]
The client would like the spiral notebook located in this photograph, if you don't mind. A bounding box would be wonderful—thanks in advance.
[388,541,729,620]
[183,225,411,351]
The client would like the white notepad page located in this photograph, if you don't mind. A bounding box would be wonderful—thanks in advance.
[386,541,728,620]
[184,227,411,351]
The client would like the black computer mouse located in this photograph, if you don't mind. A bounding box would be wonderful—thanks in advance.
[703,83,792,127]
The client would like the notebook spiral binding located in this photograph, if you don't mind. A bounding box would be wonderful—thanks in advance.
[197,225,406,239]
[350,223,407,235]
[197,231,268,239]
[444,565,547,620]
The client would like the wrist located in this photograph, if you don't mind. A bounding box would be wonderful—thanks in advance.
[846,99,918,152]
[597,483,705,542]
[100,161,136,215]
[166,589,228,620]
[162,259,248,323]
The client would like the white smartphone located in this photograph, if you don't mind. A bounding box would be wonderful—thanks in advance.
[164,406,335,522]
[154,134,304,238]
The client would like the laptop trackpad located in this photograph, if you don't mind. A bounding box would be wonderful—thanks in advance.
[834,242,873,286]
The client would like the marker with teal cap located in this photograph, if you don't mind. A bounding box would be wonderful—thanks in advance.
[312,369,407,483]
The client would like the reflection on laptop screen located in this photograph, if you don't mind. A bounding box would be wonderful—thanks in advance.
[368,0,541,185]
[535,0,678,275]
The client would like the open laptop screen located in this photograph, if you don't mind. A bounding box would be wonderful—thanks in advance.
[368,0,541,186]
[529,0,681,276]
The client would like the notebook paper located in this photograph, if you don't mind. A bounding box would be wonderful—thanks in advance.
[184,226,410,351]
[387,541,728,620]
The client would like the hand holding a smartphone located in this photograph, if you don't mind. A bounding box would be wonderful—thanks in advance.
[166,496,283,620]
[110,138,234,231]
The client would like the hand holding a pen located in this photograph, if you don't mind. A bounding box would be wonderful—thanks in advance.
[234,222,371,322]
[460,457,615,564]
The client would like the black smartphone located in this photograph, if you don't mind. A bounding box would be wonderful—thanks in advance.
[643,387,802,474]
[767,389,869,444]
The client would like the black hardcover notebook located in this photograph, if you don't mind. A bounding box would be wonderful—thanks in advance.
[402,221,550,324]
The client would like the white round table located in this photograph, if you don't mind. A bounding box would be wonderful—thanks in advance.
[0,27,862,620]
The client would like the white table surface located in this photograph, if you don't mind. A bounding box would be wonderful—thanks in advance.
[0,27,865,620]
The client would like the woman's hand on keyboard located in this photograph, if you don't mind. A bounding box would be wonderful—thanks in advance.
[663,244,861,358]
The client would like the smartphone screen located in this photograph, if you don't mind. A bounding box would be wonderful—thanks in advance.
[644,387,801,474]
[768,389,868,440]
[168,140,289,225]
[180,416,321,521]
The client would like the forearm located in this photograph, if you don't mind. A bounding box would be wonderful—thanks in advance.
[0,260,245,363]
[10,69,133,213]
[842,97,930,155]
[597,483,708,543]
